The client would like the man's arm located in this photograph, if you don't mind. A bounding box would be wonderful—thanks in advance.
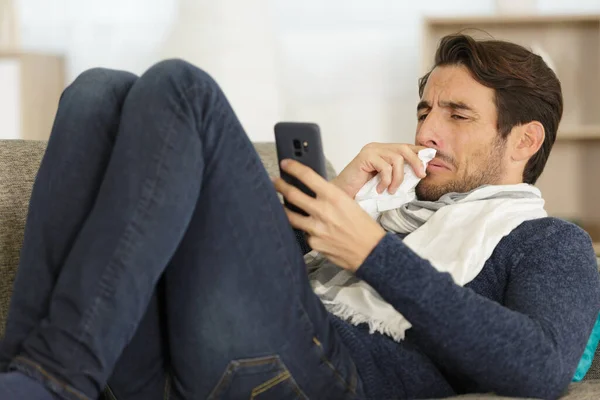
[356,221,600,399]
[273,159,599,396]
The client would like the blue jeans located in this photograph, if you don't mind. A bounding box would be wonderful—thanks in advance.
[0,60,364,400]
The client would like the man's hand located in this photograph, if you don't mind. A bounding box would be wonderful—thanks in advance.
[332,143,427,198]
[273,159,386,272]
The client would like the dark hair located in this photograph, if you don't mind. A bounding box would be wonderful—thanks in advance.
[418,34,563,185]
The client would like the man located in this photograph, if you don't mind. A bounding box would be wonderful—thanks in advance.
[0,34,597,400]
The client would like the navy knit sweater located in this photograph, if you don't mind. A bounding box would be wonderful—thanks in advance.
[323,218,600,399]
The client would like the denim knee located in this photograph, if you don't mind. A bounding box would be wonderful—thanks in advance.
[52,68,138,144]
[141,59,220,96]
[64,68,138,107]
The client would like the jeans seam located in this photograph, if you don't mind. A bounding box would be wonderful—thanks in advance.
[70,80,201,364]
[196,78,319,346]
[211,106,328,398]
[250,370,291,398]
[163,371,171,400]
[207,362,234,399]
[181,79,235,176]
[208,356,308,400]
[226,132,312,320]
[13,356,92,400]
[207,356,279,399]
[252,154,318,331]
[178,74,305,305]
[312,338,357,395]
[291,382,306,399]
[104,384,118,400]
[75,149,168,348]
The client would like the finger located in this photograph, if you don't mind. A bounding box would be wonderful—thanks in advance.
[408,144,429,154]
[306,236,340,266]
[398,147,426,178]
[378,150,407,195]
[393,144,428,155]
[388,156,405,194]
[306,235,324,253]
[284,208,314,233]
[374,161,393,194]
[382,143,426,155]
[280,159,330,195]
[382,145,427,178]
[362,156,393,194]
[273,176,320,216]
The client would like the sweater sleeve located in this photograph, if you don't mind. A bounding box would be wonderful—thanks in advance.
[355,224,600,399]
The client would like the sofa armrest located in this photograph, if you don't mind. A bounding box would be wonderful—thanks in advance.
[441,381,600,400]
[560,380,600,400]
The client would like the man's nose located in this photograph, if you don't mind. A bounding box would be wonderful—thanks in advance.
[415,114,442,148]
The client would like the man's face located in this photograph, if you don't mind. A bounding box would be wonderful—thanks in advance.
[415,64,508,201]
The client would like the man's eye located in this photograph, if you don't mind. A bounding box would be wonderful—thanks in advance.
[417,114,428,122]
[451,114,467,120]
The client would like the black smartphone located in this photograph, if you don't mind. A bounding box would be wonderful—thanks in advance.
[274,122,327,216]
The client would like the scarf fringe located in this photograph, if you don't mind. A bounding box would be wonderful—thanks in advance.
[324,301,408,342]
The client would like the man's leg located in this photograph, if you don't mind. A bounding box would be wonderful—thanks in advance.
[0,68,173,400]
[104,287,169,400]
[8,59,364,400]
[0,68,138,367]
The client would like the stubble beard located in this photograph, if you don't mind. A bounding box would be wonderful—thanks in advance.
[415,137,507,202]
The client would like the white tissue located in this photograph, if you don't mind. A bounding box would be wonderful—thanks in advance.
[355,148,437,219]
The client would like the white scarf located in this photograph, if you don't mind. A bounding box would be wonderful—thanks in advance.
[307,184,547,341]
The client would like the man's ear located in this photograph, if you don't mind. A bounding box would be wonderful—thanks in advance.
[511,121,545,162]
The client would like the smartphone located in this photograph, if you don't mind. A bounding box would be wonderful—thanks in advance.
[274,122,327,216]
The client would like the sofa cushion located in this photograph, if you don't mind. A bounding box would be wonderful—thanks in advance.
[449,380,600,399]
[0,140,46,336]
[589,335,600,381]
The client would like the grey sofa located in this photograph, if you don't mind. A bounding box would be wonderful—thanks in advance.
[0,139,598,399]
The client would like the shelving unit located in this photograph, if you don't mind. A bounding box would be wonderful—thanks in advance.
[0,52,65,140]
[422,14,600,250]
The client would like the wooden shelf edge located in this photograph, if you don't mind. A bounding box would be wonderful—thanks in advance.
[556,135,600,142]
[424,14,600,26]
[0,52,65,59]
[557,126,600,141]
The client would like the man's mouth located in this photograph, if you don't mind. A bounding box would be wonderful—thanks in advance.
[427,159,451,172]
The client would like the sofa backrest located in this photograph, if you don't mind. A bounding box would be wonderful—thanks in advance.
[0,139,598,380]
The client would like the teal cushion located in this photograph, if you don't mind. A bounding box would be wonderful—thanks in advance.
[573,312,600,382]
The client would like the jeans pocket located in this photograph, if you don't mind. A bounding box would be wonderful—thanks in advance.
[207,355,307,400]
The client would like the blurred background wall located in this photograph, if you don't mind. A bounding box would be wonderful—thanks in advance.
[12,0,600,170]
